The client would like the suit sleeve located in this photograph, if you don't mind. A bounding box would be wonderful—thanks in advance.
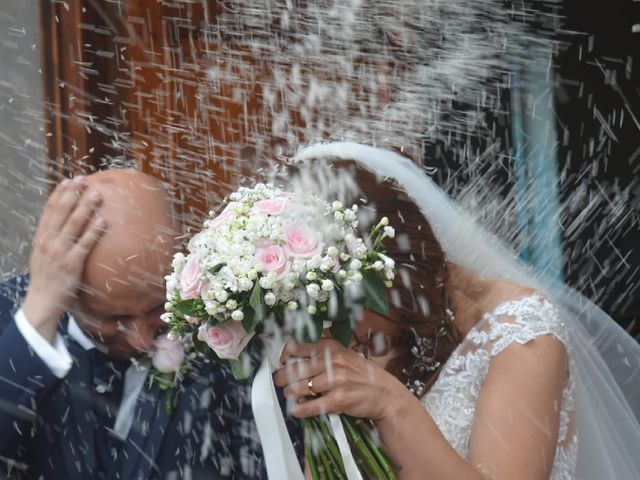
[0,281,66,453]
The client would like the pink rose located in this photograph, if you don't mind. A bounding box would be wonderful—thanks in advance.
[255,243,290,279]
[251,197,288,216]
[152,335,185,373]
[284,223,323,258]
[198,322,254,360]
[180,256,206,300]
[210,203,234,228]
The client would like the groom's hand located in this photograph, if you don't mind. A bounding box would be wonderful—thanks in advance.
[22,176,106,343]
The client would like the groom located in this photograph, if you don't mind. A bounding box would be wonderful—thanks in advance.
[0,170,262,479]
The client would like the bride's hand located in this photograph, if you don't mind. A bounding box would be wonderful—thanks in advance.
[273,338,410,420]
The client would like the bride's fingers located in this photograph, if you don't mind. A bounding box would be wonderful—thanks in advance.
[279,337,342,364]
[281,372,334,399]
[291,391,346,418]
[273,357,326,387]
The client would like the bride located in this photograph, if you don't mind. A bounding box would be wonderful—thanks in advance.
[269,142,640,479]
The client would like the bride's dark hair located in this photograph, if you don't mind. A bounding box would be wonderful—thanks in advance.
[287,158,461,396]
[348,163,461,395]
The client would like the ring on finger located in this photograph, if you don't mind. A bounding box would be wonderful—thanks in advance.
[307,377,318,397]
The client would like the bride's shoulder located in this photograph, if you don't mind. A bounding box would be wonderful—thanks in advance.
[467,285,570,358]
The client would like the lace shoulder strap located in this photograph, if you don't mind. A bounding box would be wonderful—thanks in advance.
[463,294,571,358]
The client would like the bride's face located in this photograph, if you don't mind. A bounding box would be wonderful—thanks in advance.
[351,309,399,367]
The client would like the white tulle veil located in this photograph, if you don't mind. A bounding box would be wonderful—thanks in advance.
[291,142,640,480]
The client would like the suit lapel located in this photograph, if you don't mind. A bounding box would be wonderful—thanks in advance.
[50,340,97,476]
[120,376,172,480]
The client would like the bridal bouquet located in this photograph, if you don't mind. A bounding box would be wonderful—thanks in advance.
[162,183,397,479]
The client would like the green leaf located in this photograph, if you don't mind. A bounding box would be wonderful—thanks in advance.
[207,263,226,275]
[362,270,389,316]
[330,321,354,348]
[242,308,255,333]
[231,352,254,380]
[164,389,175,416]
[302,315,324,344]
[174,299,206,317]
[191,330,208,354]
[249,281,262,311]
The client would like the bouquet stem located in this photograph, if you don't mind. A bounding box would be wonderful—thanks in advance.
[304,414,396,480]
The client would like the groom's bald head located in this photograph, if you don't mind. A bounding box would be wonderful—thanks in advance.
[74,169,178,357]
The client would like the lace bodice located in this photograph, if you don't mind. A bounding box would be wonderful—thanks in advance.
[423,294,577,479]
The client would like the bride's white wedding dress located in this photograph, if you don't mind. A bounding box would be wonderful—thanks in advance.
[424,294,577,478]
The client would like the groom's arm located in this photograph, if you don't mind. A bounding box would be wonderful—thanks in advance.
[0,278,72,453]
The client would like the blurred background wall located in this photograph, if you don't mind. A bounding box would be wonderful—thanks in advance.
[0,0,47,276]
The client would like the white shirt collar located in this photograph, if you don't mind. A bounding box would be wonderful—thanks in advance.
[67,314,99,351]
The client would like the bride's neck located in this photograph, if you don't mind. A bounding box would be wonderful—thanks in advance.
[445,262,493,337]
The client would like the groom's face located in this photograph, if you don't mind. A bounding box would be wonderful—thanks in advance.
[74,277,168,360]
[69,171,176,360]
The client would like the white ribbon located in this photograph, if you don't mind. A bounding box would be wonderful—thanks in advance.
[328,414,364,480]
[252,352,305,479]
[251,337,363,480]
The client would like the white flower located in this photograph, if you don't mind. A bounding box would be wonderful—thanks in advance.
[349,259,362,271]
[215,289,229,303]
[326,246,338,257]
[166,277,178,293]
[160,312,173,323]
[238,278,253,291]
[171,252,186,271]
[373,261,384,271]
[383,226,395,238]
[339,253,350,262]
[307,305,317,315]
[321,279,334,291]
[287,301,299,310]
[333,211,344,222]
[306,283,321,299]
[307,255,322,270]
[231,310,244,322]
[332,201,343,211]
[320,259,334,272]
[264,292,277,306]
[337,269,347,279]
[355,245,368,258]
[164,302,173,312]
[351,272,363,282]
[152,335,185,373]
[385,280,393,288]
[385,270,395,280]
[225,299,238,310]
[247,269,258,280]
[344,209,356,222]
[306,271,317,281]
[380,217,389,226]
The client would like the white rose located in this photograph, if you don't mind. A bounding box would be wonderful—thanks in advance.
[287,301,299,310]
[231,310,244,322]
[321,279,334,291]
[306,283,320,299]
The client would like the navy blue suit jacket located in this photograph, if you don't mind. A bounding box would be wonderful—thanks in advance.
[0,276,282,480]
